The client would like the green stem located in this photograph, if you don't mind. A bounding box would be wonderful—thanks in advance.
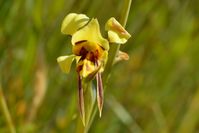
[0,85,16,133]
[120,0,132,27]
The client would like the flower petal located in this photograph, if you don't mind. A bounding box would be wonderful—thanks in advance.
[84,63,101,81]
[77,59,102,79]
[61,13,90,35]
[78,73,85,126]
[57,55,75,73]
[96,72,104,117]
[80,59,96,78]
[105,17,131,44]
[114,51,129,64]
[72,19,109,50]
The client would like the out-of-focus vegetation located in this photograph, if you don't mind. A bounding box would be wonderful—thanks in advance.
[0,0,199,132]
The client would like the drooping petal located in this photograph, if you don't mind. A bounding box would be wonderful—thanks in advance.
[57,55,75,73]
[96,72,104,117]
[105,17,131,44]
[78,73,85,126]
[72,19,109,50]
[61,13,90,35]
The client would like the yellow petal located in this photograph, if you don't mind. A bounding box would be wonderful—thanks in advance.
[108,30,128,44]
[57,55,75,73]
[84,64,101,81]
[61,13,90,35]
[72,19,109,50]
[105,17,131,44]
[82,59,95,78]
[77,59,98,78]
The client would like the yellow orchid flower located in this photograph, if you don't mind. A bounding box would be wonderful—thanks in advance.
[58,13,108,122]
[57,13,131,125]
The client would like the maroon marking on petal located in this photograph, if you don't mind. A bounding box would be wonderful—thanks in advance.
[76,64,83,73]
[88,52,96,62]
[79,47,88,59]
[99,45,105,50]
[75,40,87,45]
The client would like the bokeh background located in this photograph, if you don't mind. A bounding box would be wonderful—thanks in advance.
[1,0,199,132]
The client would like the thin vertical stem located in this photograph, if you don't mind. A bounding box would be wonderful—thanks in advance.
[0,85,16,133]
[120,0,132,27]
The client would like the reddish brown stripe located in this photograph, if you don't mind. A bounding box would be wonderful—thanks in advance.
[97,73,103,107]
[75,40,87,45]
[99,45,105,50]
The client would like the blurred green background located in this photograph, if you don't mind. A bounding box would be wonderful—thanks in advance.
[1,0,199,132]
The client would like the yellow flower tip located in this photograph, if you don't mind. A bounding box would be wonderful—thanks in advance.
[72,18,109,50]
[105,17,131,44]
[99,109,102,118]
[61,13,90,35]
